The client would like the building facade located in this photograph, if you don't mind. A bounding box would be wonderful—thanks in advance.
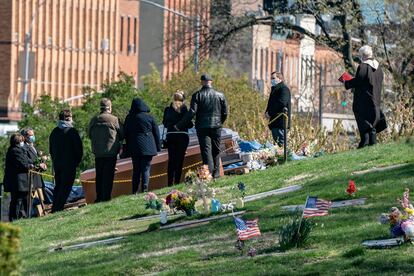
[0,0,205,131]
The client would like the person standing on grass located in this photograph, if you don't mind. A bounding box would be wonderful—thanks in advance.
[88,98,123,202]
[124,98,161,194]
[49,109,83,212]
[344,45,384,148]
[3,133,34,221]
[265,71,291,147]
[176,74,228,179]
[162,91,193,186]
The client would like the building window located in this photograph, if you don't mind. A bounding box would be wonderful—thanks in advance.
[120,16,124,52]
[127,16,131,55]
[133,17,137,53]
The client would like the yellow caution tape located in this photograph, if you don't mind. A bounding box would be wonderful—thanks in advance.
[268,112,288,126]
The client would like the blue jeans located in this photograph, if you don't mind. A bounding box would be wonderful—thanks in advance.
[131,155,153,193]
[271,128,286,147]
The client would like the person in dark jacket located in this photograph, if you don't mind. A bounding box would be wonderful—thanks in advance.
[3,133,33,221]
[344,45,384,148]
[162,91,193,186]
[265,71,291,147]
[49,109,83,213]
[124,98,161,194]
[176,74,228,178]
[88,98,123,202]
[20,127,47,190]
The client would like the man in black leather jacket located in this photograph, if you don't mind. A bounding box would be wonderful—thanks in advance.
[176,74,228,178]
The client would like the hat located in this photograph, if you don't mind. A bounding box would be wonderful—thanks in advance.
[200,74,213,81]
[100,98,112,110]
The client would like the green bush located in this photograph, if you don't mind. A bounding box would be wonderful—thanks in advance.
[278,212,314,251]
[0,223,21,275]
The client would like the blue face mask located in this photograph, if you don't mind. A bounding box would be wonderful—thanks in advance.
[29,135,36,143]
[271,79,278,87]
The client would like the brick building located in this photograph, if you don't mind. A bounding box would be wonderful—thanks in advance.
[0,0,206,133]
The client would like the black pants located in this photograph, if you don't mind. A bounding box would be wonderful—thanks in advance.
[271,128,287,147]
[358,128,377,149]
[95,156,117,202]
[197,128,221,178]
[131,155,153,194]
[52,167,76,213]
[167,133,189,186]
[9,190,28,222]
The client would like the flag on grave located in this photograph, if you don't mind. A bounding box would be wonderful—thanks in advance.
[303,196,331,218]
[234,217,261,240]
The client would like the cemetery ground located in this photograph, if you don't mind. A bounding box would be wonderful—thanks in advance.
[15,139,414,275]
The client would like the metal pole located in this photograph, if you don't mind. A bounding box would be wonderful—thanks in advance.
[194,15,200,73]
[22,33,31,104]
[283,107,288,163]
[318,64,324,126]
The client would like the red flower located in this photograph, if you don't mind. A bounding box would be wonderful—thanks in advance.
[166,194,172,205]
[346,180,357,195]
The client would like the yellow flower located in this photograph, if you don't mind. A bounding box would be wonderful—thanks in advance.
[171,193,178,200]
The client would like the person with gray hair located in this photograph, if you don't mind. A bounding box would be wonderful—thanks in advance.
[88,98,123,202]
[344,45,384,148]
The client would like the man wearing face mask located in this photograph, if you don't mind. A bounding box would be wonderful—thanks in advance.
[49,109,83,212]
[20,127,47,191]
[265,71,291,147]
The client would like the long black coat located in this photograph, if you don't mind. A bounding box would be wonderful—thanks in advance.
[124,98,161,156]
[24,143,44,189]
[345,62,383,133]
[3,146,32,192]
[162,104,193,132]
[49,126,83,170]
[266,82,291,129]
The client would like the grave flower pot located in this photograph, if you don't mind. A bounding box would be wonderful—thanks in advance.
[235,198,245,209]
[160,210,168,224]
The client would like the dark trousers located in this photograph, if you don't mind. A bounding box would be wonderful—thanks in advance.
[95,156,117,202]
[51,167,76,213]
[167,133,189,186]
[9,190,28,222]
[197,128,221,178]
[271,128,287,147]
[358,128,377,149]
[131,155,153,194]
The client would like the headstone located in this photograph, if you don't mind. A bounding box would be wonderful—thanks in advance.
[362,238,404,248]
[244,185,302,203]
[281,198,367,212]
[49,236,125,252]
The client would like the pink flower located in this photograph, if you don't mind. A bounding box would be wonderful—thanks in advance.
[144,192,158,201]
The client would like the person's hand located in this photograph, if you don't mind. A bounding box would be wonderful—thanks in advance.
[173,125,179,131]
[39,163,47,171]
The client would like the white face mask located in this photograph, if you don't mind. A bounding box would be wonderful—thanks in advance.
[19,141,25,147]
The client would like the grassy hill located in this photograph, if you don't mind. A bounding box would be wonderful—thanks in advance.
[15,139,414,275]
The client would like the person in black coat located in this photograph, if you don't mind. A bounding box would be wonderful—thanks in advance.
[265,71,291,147]
[49,109,83,213]
[344,45,384,148]
[162,91,193,186]
[176,74,228,179]
[3,133,34,221]
[124,98,161,193]
[20,127,47,191]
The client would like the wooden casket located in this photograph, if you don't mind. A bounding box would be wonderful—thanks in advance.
[80,131,233,203]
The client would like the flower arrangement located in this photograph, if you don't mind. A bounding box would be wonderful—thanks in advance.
[33,151,49,171]
[379,188,414,241]
[144,192,163,211]
[165,190,196,216]
[346,180,357,196]
[235,182,246,209]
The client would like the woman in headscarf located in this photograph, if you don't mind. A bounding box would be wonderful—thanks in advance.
[162,91,193,186]
[124,98,160,193]
[345,45,384,148]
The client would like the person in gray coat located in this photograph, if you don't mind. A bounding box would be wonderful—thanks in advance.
[89,98,123,202]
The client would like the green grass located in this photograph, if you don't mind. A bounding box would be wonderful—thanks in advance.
[15,138,414,275]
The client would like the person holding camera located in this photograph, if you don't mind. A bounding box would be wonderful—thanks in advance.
[162,91,193,186]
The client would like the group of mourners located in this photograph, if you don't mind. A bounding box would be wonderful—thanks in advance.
[2,45,384,222]
[3,74,228,221]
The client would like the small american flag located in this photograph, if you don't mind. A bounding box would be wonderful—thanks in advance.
[234,217,261,241]
[303,196,331,218]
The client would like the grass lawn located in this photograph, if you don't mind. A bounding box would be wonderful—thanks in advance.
[15,138,414,275]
